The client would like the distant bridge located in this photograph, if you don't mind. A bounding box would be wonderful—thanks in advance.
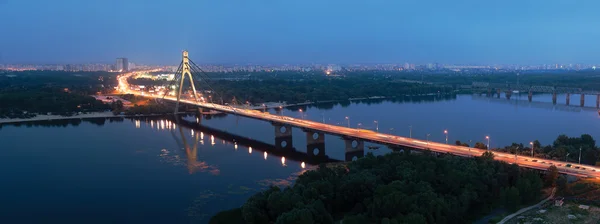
[472,82,600,107]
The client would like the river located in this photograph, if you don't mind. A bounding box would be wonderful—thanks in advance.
[1,93,599,223]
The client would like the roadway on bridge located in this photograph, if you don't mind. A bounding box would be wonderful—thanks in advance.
[117,72,600,179]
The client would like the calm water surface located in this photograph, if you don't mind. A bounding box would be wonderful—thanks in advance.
[1,94,599,223]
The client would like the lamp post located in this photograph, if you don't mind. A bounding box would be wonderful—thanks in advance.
[409,125,412,138]
[345,116,350,128]
[566,153,570,162]
[530,142,534,157]
[299,109,304,119]
[374,120,379,132]
[444,130,448,144]
[426,133,431,148]
[486,136,490,150]
[579,147,582,164]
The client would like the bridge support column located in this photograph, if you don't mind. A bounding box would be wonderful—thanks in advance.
[274,124,293,150]
[580,94,585,107]
[343,138,364,161]
[505,91,512,100]
[552,92,557,105]
[566,93,570,106]
[305,131,325,157]
[528,91,533,102]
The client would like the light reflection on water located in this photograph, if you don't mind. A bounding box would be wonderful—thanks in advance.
[3,94,600,223]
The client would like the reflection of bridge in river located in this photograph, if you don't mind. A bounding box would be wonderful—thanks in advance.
[133,116,344,170]
[471,94,599,113]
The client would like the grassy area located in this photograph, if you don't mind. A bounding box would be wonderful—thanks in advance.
[507,203,600,224]
[506,178,600,224]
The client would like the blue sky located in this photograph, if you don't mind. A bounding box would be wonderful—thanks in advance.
[1,0,599,65]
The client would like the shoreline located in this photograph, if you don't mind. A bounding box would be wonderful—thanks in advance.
[0,112,166,125]
[0,112,118,124]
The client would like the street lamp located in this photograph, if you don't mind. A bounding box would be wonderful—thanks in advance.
[322,113,325,123]
[486,136,490,150]
[357,123,362,129]
[444,130,448,144]
[409,125,412,138]
[374,120,379,132]
[579,147,582,164]
[566,153,570,162]
[530,142,534,157]
[299,109,304,119]
[426,134,431,148]
[345,116,350,128]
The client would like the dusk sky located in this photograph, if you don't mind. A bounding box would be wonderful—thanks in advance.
[1,0,599,65]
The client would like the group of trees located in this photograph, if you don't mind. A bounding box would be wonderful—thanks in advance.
[470,134,600,166]
[129,73,454,105]
[0,87,110,118]
[213,151,554,224]
[0,71,116,118]
[402,70,600,91]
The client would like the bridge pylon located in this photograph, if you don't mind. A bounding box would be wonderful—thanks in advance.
[175,51,201,114]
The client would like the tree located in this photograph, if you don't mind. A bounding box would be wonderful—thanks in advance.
[481,151,495,161]
[505,187,521,211]
[474,142,487,150]
[544,165,559,187]
[556,176,570,195]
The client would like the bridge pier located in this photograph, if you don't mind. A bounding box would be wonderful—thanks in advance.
[528,91,533,102]
[274,124,293,150]
[580,94,585,107]
[343,137,364,161]
[505,91,512,100]
[305,131,325,157]
[566,93,570,106]
[552,92,557,105]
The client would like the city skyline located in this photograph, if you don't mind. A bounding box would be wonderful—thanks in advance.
[1,1,600,65]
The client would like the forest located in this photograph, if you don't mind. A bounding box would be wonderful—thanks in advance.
[129,74,454,104]
[0,71,115,118]
[211,151,555,224]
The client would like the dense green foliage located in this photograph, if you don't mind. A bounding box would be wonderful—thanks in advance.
[130,74,454,104]
[0,71,116,118]
[400,70,600,90]
[0,87,110,118]
[227,151,545,224]
[490,134,600,166]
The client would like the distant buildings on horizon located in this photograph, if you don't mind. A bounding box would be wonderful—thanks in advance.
[0,59,598,73]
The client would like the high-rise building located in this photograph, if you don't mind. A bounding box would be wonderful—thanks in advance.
[116,58,129,72]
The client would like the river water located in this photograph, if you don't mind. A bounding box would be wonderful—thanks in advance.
[1,93,599,223]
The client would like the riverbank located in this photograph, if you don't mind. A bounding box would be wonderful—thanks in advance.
[0,112,118,124]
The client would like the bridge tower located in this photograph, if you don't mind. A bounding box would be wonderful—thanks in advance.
[175,51,201,114]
